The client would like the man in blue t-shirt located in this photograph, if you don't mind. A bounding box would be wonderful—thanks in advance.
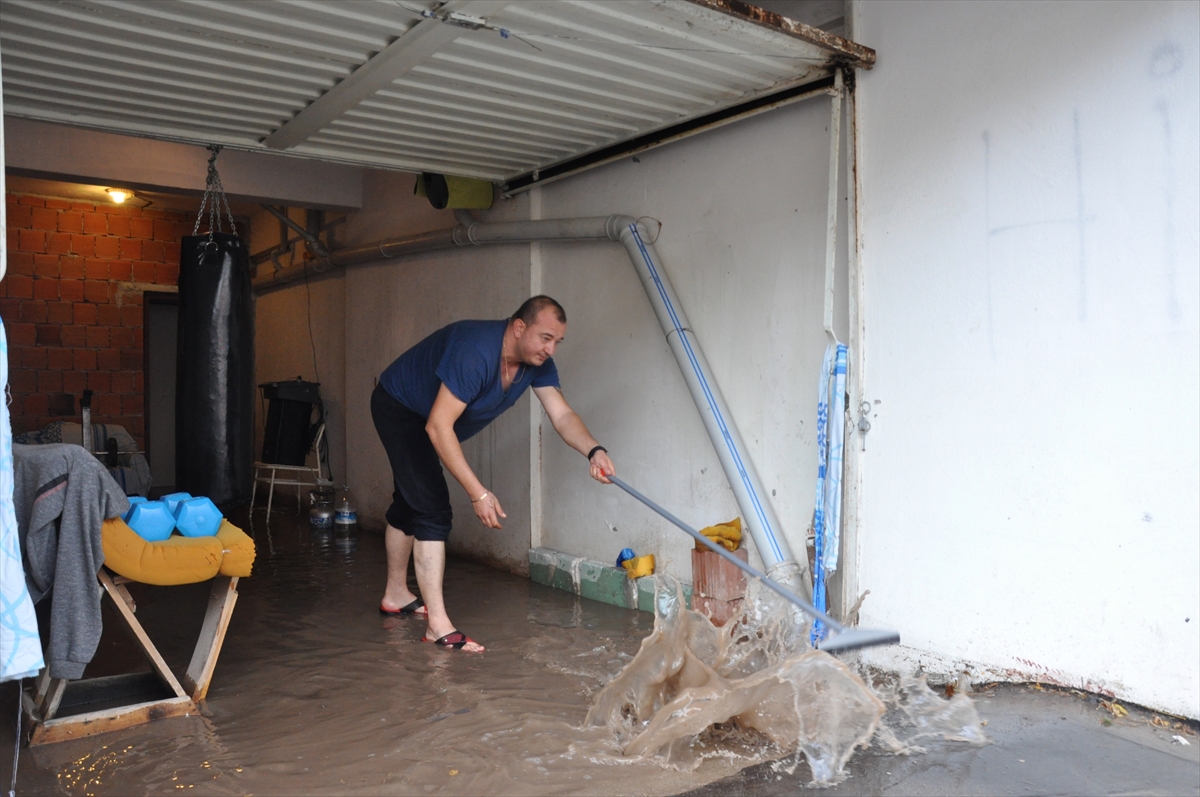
[371,296,616,652]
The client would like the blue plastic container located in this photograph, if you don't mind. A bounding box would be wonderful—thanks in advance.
[616,547,637,568]
[126,501,175,542]
[124,495,148,522]
[160,492,193,516]
[174,496,222,538]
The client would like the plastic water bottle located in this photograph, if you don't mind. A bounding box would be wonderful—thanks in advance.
[309,505,334,530]
[334,485,357,526]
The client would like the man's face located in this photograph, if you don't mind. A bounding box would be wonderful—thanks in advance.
[515,308,566,366]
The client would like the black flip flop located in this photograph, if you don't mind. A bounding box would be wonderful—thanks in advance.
[422,631,481,650]
[379,598,426,616]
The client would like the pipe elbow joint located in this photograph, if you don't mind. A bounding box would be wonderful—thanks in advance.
[605,214,639,242]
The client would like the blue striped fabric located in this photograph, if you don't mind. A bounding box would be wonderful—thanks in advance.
[811,342,848,646]
[1,315,46,682]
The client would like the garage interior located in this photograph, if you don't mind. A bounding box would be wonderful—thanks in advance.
[2,0,1197,794]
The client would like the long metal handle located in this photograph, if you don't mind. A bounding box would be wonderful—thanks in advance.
[607,474,846,633]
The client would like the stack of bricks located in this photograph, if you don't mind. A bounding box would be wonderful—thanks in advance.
[692,546,750,626]
[2,192,191,444]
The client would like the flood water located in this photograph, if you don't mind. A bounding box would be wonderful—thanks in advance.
[2,509,763,796]
[3,508,985,796]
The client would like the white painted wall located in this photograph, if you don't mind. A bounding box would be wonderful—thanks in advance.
[252,280,347,492]
[249,173,539,570]
[341,172,538,572]
[249,208,347,491]
[317,97,843,579]
[852,0,1200,718]
[533,97,846,583]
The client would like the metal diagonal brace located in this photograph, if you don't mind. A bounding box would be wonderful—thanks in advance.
[263,1,509,151]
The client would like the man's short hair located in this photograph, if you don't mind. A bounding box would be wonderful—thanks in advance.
[512,295,566,326]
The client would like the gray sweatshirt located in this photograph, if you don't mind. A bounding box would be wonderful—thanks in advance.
[14,444,130,679]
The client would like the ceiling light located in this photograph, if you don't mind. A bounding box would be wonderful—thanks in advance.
[107,188,132,204]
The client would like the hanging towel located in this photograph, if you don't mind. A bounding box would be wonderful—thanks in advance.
[823,344,848,574]
[811,344,833,644]
[810,342,848,645]
[0,317,45,682]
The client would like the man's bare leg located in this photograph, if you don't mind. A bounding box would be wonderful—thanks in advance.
[381,524,426,614]
[414,539,485,652]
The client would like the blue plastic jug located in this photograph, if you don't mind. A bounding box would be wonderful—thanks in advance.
[124,495,148,522]
[160,492,193,516]
[126,501,175,542]
[174,496,222,538]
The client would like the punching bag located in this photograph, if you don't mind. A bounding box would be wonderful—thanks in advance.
[176,233,254,507]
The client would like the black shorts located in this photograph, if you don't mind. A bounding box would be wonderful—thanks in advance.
[370,384,452,542]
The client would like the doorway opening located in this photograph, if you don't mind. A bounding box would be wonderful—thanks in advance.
[143,292,178,497]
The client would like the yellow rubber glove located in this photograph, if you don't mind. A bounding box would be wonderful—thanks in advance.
[622,554,656,579]
[696,518,742,551]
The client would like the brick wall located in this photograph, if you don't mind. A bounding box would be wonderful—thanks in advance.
[2,192,190,443]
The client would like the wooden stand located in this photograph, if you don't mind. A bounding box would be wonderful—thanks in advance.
[23,570,240,745]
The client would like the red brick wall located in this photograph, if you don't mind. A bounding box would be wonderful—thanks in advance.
[3,192,190,443]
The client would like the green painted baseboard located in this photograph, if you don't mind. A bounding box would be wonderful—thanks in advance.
[528,547,691,613]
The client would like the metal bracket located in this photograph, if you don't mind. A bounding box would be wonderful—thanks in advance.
[856,400,871,451]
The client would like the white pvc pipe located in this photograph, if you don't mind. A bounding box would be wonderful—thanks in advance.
[823,69,844,343]
[454,216,617,244]
[252,213,807,589]
[611,221,804,585]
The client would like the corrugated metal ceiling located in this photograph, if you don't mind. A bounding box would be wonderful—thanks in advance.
[0,0,873,187]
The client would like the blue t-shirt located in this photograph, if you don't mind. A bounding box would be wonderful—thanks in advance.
[379,319,560,441]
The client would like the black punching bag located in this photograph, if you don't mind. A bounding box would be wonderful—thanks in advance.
[176,233,254,507]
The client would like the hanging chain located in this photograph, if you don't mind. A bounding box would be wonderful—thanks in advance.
[192,144,237,240]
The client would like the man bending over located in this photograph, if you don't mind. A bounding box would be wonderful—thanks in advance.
[371,296,615,652]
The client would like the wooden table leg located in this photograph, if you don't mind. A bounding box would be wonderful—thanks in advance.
[183,576,239,702]
[98,569,188,699]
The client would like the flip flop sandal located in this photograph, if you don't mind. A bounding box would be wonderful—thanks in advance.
[379,598,427,616]
[422,631,481,650]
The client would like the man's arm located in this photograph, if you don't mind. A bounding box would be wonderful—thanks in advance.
[426,383,507,528]
[532,386,615,483]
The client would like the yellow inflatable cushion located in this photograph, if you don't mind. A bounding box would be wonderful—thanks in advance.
[216,520,255,578]
[101,517,256,585]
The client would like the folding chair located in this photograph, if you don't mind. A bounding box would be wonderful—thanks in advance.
[251,423,326,514]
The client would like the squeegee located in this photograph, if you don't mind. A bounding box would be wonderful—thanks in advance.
[608,474,899,653]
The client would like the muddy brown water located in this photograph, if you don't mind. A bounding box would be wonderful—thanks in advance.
[3,508,983,796]
[2,509,762,796]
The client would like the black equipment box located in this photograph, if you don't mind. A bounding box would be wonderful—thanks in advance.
[260,380,320,466]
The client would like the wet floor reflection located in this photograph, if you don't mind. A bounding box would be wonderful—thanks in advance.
[2,508,753,796]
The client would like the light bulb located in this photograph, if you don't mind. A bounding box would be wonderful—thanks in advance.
[106,188,131,204]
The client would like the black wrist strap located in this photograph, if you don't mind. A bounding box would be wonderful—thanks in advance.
[586,445,607,461]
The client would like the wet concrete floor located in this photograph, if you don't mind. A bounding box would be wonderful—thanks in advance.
[679,683,1199,797]
[2,507,1198,796]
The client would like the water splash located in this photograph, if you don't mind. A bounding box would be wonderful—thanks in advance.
[588,576,986,785]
